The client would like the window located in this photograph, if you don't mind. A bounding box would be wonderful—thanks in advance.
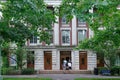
[78,30,87,43]
[78,18,86,25]
[10,54,17,66]
[30,36,37,44]
[62,15,67,24]
[62,30,70,44]
[115,56,120,66]
[48,30,53,44]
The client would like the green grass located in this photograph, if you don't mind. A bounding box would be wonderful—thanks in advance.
[3,78,52,80]
[75,78,120,80]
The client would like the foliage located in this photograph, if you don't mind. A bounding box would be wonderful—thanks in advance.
[0,0,55,45]
[110,66,120,75]
[15,46,27,70]
[1,42,10,68]
[60,0,120,68]
[1,67,20,75]
[21,68,34,75]
[78,28,120,67]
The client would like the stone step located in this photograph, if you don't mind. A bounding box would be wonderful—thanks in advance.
[39,70,92,74]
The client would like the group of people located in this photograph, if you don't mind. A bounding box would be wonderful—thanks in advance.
[62,59,72,70]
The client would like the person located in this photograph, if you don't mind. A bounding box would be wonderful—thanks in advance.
[62,59,67,70]
[67,60,72,70]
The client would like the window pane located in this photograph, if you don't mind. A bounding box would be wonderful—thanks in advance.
[62,16,67,24]
[30,36,37,43]
[49,30,53,43]
[10,54,17,66]
[78,18,86,25]
[33,36,37,43]
[62,30,70,44]
[78,30,87,42]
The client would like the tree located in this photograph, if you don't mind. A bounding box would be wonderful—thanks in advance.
[15,46,27,70]
[0,0,55,45]
[0,0,56,75]
[59,0,120,68]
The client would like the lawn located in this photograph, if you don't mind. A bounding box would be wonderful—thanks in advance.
[75,78,120,80]
[3,78,52,80]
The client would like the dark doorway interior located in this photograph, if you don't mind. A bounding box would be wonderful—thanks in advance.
[60,51,71,70]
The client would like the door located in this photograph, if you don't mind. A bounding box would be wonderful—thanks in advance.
[97,54,104,67]
[79,52,87,70]
[44,51,52,70]
[27,51,34,69]
[60,51,71,70]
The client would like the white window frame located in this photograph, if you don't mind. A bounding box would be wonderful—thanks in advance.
[29,36,38,45]
[78,29,87,43]
[61,30,70,45]
[62,15,67,24]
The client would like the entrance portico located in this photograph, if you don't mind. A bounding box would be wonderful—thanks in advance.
[28,46,96,71]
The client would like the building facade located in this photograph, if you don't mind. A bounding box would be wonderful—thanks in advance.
[26,0,103,71]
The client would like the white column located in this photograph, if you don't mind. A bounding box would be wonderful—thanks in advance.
[54,16,59,45]
[87,51,97,70]
[74,51,79,70]
[71,51,75,70]
[58,51,60,70]
[72,16,77,45]
[34,50,44,70]
[52,50,59,70]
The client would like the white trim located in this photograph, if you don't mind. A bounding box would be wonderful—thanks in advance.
[60,28,71,30]
[77,28,87,30]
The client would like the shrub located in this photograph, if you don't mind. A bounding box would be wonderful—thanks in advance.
[2,67,21,75]
[21,68,34,75]
[110,66,120,76]
[1,67,10,75]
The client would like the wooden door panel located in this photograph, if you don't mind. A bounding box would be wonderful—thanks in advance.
[79,52,87,70]
[44,51,52,70]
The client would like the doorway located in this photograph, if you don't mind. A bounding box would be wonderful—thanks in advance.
[60,51,71,70]
[97,54,104,67]
[44,51,52,70]
[27,51,34,69]
[79,51,87,70]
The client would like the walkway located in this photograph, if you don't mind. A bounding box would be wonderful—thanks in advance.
[2,74,120,80]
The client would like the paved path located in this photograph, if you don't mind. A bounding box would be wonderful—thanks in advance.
[2,74,120,80]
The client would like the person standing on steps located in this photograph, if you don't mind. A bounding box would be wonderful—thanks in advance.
[68,59,72,70]
[62,58,67,70]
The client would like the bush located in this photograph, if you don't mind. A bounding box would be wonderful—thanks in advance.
[1,67,10,75]
[2,67,21,75]
[110,66,120,76]
[21,68,34,75]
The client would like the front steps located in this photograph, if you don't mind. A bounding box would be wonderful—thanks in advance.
[38,70,92,74]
